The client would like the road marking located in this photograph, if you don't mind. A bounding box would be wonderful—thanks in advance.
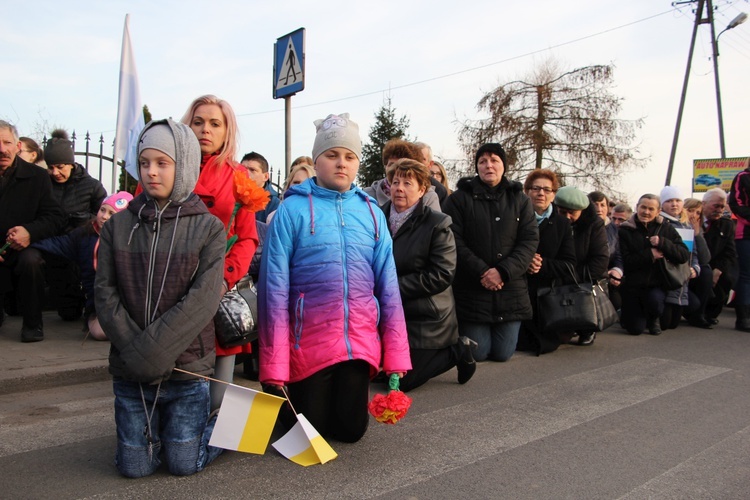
[345,357,730,498]
[618,424,750,499]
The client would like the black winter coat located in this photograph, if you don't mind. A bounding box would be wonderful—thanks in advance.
[384,200,458,350]
[619,215,690,289]
[570,204,609,281]
[0,156,66,292]
[703,216,738,286]
[527,205,577,299]
[51,163,107,232]
[518,206,577,355]
[443,176,539,323]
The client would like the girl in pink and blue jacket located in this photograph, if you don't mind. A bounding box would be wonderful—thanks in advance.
[258,113,411,443]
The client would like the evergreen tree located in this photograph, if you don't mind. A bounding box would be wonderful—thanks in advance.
[118,104,151,193]
[357,97,410,187]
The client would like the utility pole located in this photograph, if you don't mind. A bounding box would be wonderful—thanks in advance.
[666,1,748,185]
[666,0,710,186]
[707,1,726,160]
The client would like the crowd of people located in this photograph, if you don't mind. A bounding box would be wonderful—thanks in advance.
[0,100,748,478]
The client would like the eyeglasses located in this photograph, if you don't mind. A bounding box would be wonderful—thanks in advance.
[611,216,628,223]
[430,171,442,179]
[528,186,554,194]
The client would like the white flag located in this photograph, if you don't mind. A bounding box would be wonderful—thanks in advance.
[113,14,145,185]
[208,384,285,454]
[272,413,337,466]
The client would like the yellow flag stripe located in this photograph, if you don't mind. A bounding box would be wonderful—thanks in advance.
[289,444,322,466]
[237,394,284,454]
[309,435,337,464]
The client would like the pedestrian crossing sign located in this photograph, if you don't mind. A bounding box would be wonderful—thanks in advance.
[274,28,305,99]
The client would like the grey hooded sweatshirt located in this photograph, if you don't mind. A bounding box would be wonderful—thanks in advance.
[95,119,226,384]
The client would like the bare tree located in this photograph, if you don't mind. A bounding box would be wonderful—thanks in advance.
[458,60,645,194]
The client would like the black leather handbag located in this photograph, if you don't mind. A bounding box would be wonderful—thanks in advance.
[659,258,691,290]
[537,264,617,334]
[214,277,258,348]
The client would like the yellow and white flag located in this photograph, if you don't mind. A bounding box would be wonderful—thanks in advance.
[209,384,285,454]
[272,413,337,466]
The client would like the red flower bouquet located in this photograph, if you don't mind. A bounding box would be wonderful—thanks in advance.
[368,374,412,424]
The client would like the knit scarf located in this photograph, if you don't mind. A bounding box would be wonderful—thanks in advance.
[389,202,418,234]
[535,204,553,226]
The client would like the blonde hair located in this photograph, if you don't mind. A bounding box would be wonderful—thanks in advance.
[432,160,452,194]
[684,198,703,233]
[283,164,315,193]
[181,94,239,166]
[291,156,313,168]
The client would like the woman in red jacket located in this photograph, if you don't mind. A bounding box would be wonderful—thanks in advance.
[181,95,259,409]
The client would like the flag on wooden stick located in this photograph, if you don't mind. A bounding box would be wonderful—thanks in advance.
[272,413,337,466]
[113,14,145,185]
[209,384,285,454]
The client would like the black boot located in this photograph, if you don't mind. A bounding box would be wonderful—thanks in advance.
[687,314,713,329]
[21,323,44,343]
[456,336,477,385]
[648,317,662,336]
[577,331,596,346]
[736,305,750,333]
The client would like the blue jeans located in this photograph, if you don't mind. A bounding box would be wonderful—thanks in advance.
[113,379,222,478]
[736,240,750,306]
[458,320,521,362]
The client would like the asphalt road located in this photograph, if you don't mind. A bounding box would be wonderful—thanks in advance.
[2,310,749,499]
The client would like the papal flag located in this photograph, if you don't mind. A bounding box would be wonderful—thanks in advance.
[272,413,337,466]
[209,384,285,454]
[113,14,146,184]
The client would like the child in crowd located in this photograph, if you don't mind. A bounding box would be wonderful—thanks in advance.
[95,119,226,477]
[34,191,133,340]
[259,113,411,443]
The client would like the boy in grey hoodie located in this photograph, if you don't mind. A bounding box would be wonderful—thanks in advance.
[95,119,226,477]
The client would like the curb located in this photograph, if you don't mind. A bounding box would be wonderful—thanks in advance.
[0,362,110,396]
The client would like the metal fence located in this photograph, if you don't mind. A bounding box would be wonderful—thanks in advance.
[43,131,283,194]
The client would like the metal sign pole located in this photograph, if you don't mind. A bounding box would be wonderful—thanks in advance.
[285,96,292,176]
[273,28,305,180]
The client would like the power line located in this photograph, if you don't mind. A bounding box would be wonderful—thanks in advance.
[236,8,678,118]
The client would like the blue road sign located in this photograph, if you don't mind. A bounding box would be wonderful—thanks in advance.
[273,28,305,99]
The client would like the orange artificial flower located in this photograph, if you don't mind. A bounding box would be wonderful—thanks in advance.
[233,169,270,212]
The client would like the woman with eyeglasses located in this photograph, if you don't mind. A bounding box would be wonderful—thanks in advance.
[517,169,576,354]
[429,161,451,195]
[19,137,45,166]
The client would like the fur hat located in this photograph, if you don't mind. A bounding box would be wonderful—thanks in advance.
[101,191,134,213]
[311,113,362,162]
[44,129,75,165]
[660,185,683,203]
[555,186,591,210]
[474,143,507,172]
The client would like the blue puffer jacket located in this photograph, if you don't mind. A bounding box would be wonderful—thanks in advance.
[33,222,99,317]
[258,178,411,384]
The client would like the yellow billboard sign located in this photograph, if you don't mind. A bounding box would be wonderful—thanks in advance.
[693,157,749,192]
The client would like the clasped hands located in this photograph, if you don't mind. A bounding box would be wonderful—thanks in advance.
[481,268,504,291]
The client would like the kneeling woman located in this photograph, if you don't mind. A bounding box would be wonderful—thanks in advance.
[619,194,690,335]
[382,159,476,392]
